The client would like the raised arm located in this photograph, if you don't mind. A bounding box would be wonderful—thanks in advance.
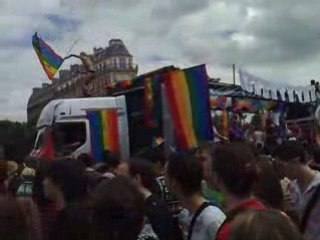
[63,54,81,61]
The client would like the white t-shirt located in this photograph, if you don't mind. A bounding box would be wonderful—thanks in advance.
[179,205,226,240]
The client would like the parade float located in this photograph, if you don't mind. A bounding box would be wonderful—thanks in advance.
[209,69,319,149]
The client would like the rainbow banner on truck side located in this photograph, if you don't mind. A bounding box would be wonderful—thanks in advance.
[86,109,120,161]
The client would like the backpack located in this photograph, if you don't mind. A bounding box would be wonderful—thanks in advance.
[155,176,182,216]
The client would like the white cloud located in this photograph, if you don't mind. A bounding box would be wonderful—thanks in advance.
[1,0,320,121]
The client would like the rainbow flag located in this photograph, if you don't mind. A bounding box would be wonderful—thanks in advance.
[86,109,120,161]
[32,33,64,80]
[152,137,164,148]
[164,65,213,150]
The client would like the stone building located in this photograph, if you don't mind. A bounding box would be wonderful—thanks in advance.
[27,39,137,124]
[27,83,54,123]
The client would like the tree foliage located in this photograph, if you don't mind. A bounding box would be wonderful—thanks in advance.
[0,121,36,162]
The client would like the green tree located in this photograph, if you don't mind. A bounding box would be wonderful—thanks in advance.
[0,121,36,162]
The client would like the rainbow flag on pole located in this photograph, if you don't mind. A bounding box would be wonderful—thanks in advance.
[86,109,120,161]
[32,32,64,80]
[164,65,213,150]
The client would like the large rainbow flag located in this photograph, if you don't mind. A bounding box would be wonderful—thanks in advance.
[32,33,64,80]
[86,109,120,161]
[164,65,213,150]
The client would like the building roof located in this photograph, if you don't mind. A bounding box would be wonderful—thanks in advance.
[27,84,54,108]
[94,39,132,61]
[106,39,132,57]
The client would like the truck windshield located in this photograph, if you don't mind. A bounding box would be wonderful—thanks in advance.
[53,122,86,155]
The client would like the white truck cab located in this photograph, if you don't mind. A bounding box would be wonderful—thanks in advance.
[30,96,129,161]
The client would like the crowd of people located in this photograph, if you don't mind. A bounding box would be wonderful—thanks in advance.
[0,138,319,240]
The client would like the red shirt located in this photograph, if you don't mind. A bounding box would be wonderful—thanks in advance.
[216,199,266,240]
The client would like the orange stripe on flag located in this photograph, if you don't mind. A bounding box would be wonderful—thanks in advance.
[107,110,120,152]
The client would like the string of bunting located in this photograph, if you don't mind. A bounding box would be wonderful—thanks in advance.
[239,69,317,103]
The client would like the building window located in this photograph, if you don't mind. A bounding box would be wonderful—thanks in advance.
[113,58,117,68]
[119,58,126,69]
[129,58,132,68]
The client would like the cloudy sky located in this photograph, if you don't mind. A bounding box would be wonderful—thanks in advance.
[1,0,320,121]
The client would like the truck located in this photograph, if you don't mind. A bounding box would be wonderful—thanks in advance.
[29,66,175,161]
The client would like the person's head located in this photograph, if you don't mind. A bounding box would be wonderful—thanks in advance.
[229,209,303,240]
[165,152,203,198]
[80,52,87,57]
[92,162,109,174]
[92,176,144,240]
[103,151,120,173]
[255,158,284,210]
[196,143,214,181]
[128,159,157,194]
[78,153,93,168]
[43,158,87,204]
[273,141,307,180]
[135,148,166,176]
[211,142,258,199]
[0,196,29,240]
[115,162,129,176]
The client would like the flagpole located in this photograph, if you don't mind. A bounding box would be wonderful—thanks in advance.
[232,64,236,85]
[65,39,79,57]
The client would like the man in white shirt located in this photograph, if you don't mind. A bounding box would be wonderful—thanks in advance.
[165,153,226,240]
[275,141,320,240]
